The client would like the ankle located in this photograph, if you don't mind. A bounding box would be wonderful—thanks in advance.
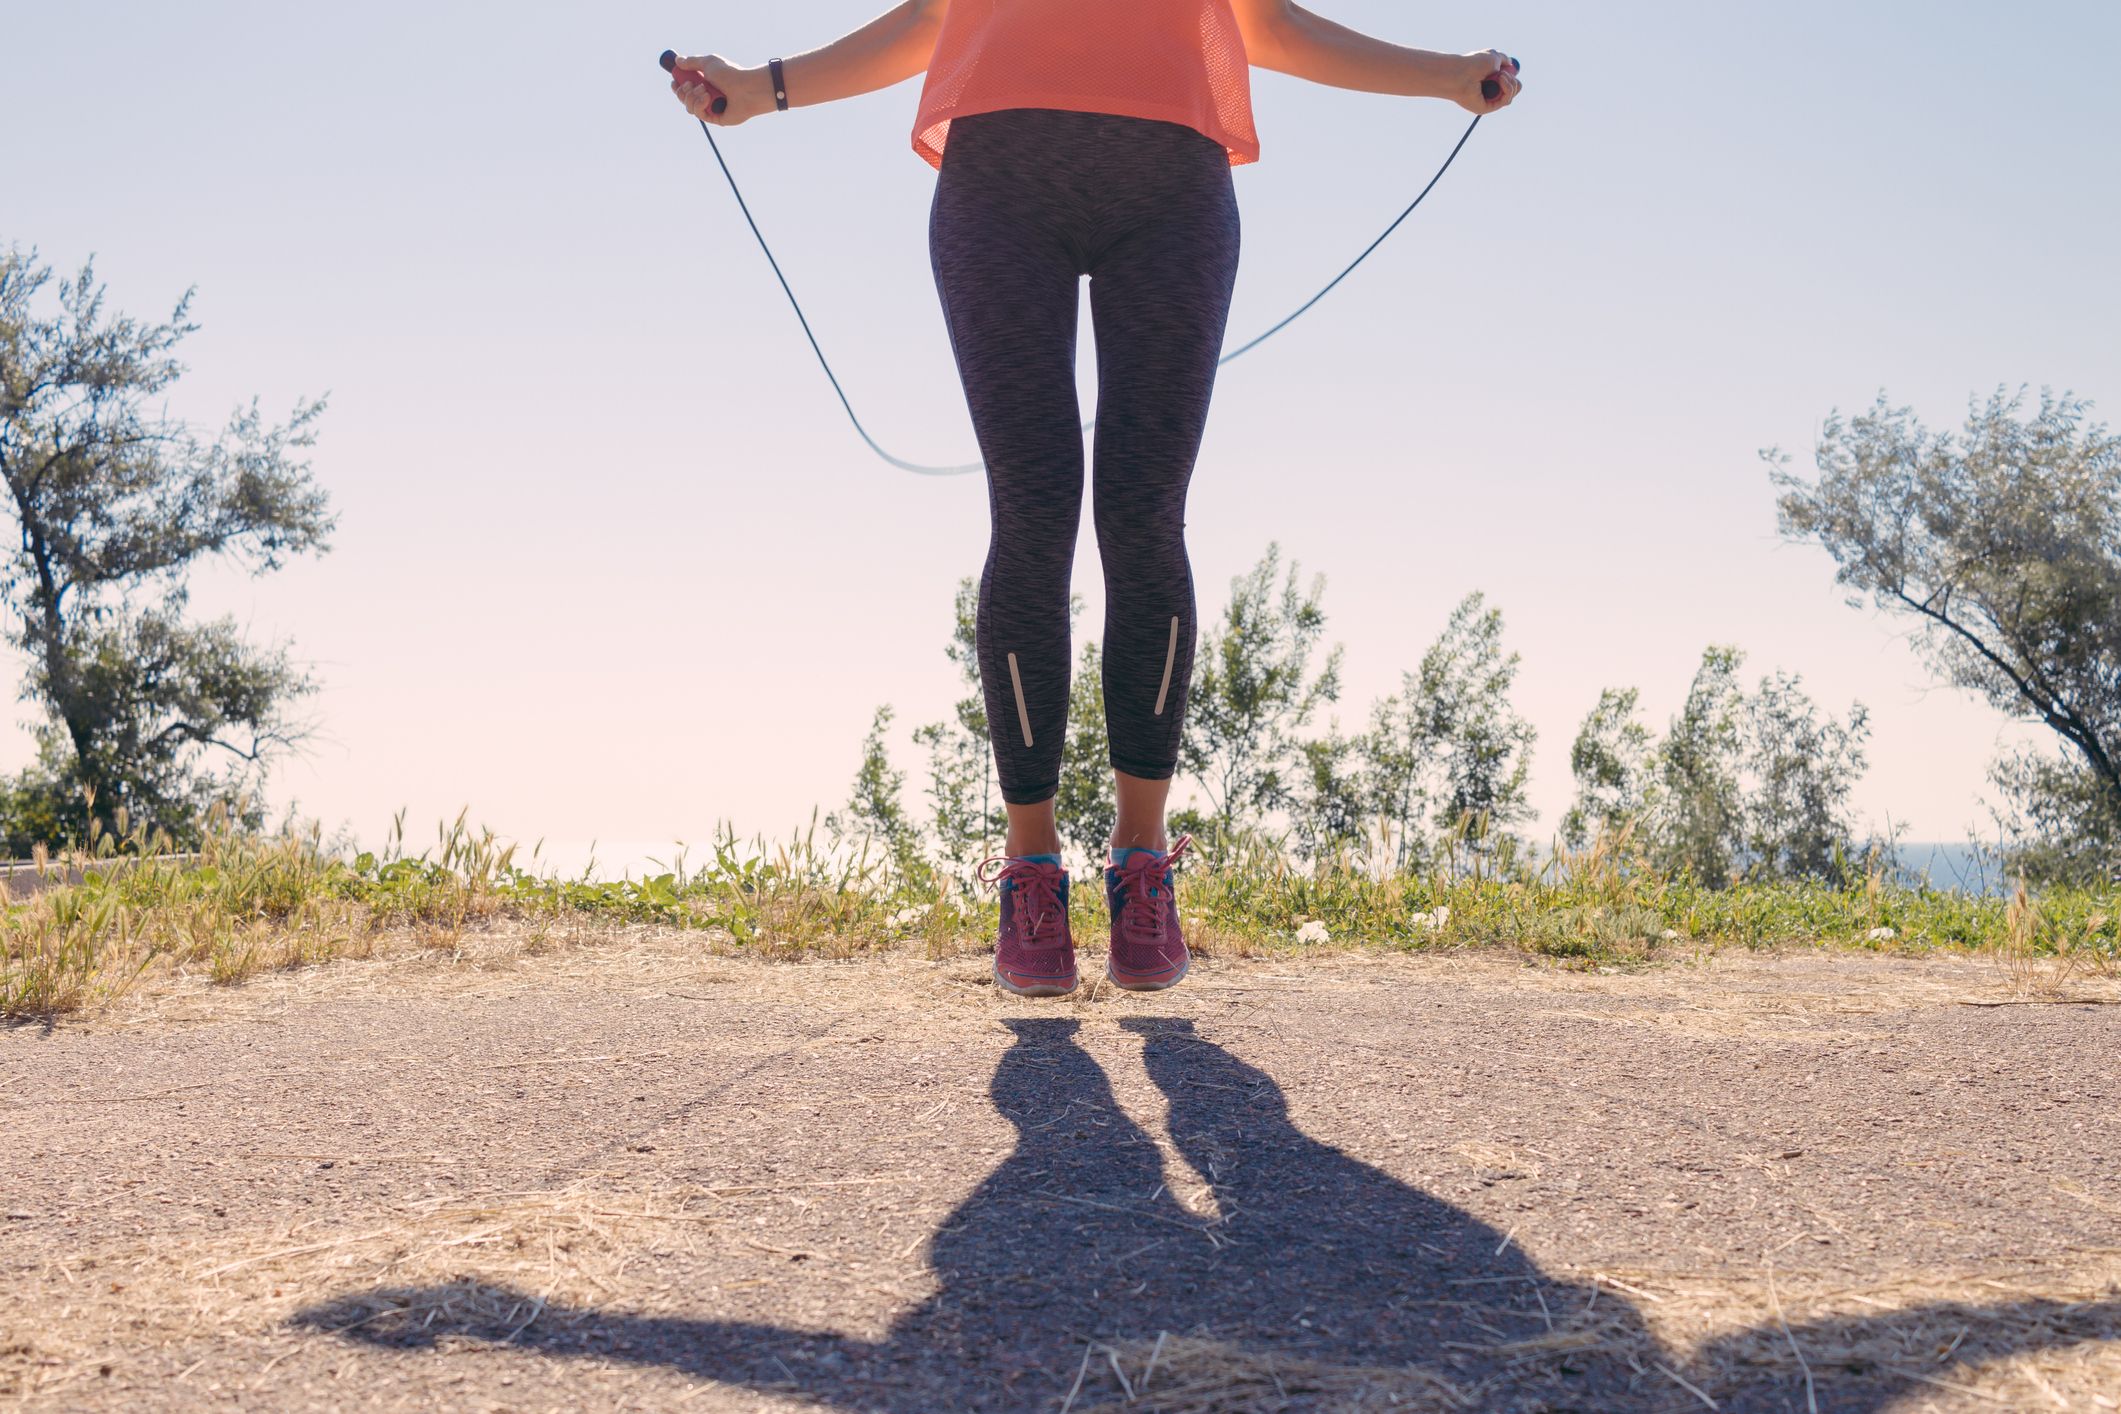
[1108,834,1169,857]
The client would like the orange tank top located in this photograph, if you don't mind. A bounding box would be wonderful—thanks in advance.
[912,0,1260,170]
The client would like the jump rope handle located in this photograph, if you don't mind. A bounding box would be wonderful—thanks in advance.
[1481,56,1522,104]
[661,49,730,116]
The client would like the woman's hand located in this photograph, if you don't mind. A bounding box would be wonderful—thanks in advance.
[1455,50,1521,115]
[668,52,775,126]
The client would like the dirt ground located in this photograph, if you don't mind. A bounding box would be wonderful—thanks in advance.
[3,929,2118,1412]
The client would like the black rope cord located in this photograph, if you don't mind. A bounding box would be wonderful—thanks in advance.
[681,111,1487,477]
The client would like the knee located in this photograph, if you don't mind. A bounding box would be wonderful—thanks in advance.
[1094,503,1189,568]
[984,527,1077,592]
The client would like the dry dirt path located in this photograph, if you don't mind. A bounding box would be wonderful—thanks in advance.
[3,932,2119,1412]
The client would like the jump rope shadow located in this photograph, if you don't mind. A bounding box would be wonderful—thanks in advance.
[296,1017,2116,1410]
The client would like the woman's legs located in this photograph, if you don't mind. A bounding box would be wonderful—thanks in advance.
[1086,122,1241,808]
[1002,768,1170,857]
[1003,799,1063,858]
[930,113,1089,815]
[1111,771,1172,853]
[931,108,1238,861]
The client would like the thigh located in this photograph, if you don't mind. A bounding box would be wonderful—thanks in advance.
[1085,157,1240,496]
[929,138,1088,500]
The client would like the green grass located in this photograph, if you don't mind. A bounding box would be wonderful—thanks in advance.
[3,812,2115,1019]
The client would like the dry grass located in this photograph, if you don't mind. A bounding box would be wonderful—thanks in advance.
[11,1179,2114,1411]
[1069,1254,2121,1412]
[0,1179,732,1401]
[8,809,2120,1021]
[1071,1334,1473,1411]
[1996,878,2119,999]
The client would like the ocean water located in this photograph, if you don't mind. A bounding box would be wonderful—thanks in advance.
[1891,841,2012,896]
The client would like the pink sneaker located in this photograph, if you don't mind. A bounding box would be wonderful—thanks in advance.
[978,853,1078,997]
[1104,835,1192,991]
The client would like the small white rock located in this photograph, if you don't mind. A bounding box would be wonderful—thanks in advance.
[1661,928,1680,941]
[1866,925,1897,942]
[1295,919,1332,945]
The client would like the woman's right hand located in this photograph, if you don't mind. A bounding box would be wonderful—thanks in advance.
[669,52,775,126]
[1455,50,1521,115]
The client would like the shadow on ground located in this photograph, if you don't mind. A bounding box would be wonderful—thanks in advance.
[298,1017,2118,1411]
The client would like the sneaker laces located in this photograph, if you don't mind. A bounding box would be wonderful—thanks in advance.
[1114,835,1192,949]
[977,854,1068,948]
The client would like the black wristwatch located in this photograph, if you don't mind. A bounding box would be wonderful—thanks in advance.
[769,57,789,111]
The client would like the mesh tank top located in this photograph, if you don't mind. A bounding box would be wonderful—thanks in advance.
[911,0,1260,170]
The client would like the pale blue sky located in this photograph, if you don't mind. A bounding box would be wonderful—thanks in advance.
[5,2,2118,872]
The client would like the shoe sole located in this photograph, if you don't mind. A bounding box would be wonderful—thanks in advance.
[993,958,1079,998]
[1106,953,1190,992]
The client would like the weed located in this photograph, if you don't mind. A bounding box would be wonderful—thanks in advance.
[4,813,2116,1020]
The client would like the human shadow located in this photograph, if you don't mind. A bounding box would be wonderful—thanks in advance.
[298,1016,2119,1411]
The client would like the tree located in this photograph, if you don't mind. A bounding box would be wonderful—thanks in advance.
[1640,648,1874,885]
[1561,687,1653,851]
[1054,641,1116,864]
[1291,725,1368,862]
[1773,389,2121,883]
[913,578,1002,871]
[1362,593,1535,869]
[1650,647,1747,884]
[0,246,333,850]
[1361,686,1429,872]
[826,704,925,878]
[1411,593,1536,858]
[1180,544,1342,841]
[1741,670,1873,882]
[1990,745,2121,884]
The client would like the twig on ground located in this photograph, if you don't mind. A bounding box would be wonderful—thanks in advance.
[1883,1367,2011,1404]
[1104,1344,1135,1400]
[1059,1341,1094,1414]
[1653,1361,1720,1410]
[1766,1263,1817,1414]
[1141,1330,1169,1393]
[1588,1271,1663,1303]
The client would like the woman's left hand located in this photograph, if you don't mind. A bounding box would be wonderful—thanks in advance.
[1456,50,1521,115]
[669,52,776,126]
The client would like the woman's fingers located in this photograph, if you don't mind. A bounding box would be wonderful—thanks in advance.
[671,76,726,123]
[1479,50,1521,109]
[669,53,745,125]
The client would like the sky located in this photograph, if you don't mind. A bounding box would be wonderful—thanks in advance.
[4,1,2118,876]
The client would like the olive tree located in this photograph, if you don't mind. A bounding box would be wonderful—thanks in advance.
[0,246,333,850]
[1773,389,2121,883]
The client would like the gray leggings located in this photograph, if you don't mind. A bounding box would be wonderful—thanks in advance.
[929,107,1241,806]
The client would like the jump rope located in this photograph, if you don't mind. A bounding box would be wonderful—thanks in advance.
[660,50,1518,478]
